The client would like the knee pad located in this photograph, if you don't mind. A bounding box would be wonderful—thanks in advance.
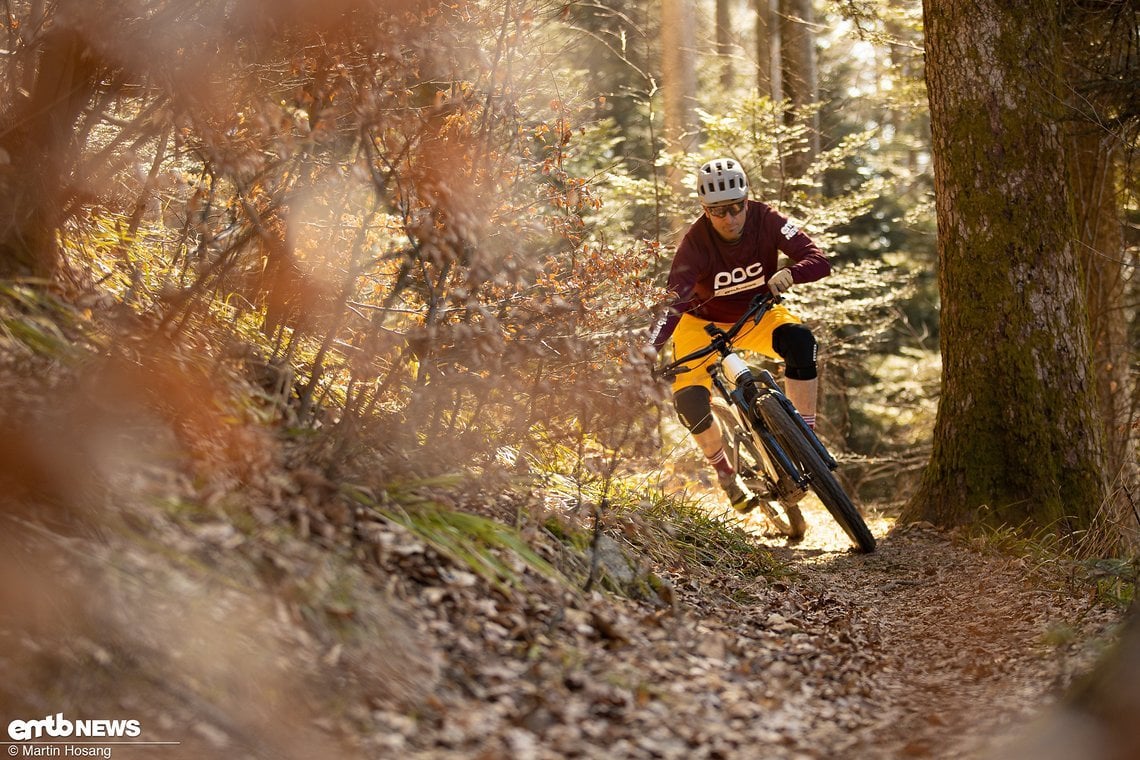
[673,386,714,435]
[772,323,818,380]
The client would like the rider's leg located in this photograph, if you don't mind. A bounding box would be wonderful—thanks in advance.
[785,378,818,428]
[673,386,729,471]
[772,323,819,428]
[670,315,736,474]
[691,420,725,457]
[673,385,756,512]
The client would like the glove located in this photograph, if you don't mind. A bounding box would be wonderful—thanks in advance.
[644,346,664,381]
[768,268,794,296]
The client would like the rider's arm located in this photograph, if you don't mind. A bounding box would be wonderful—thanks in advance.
[649,308,680,353]
[767,211,830,284]
[648,236,708,351]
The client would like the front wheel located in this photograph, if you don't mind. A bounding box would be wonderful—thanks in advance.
[755,394,876,553]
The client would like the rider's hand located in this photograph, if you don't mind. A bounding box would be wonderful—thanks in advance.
[768,268,794,297]
[644,346,662,380]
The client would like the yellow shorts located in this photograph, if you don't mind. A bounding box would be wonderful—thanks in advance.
[670,306,802,393]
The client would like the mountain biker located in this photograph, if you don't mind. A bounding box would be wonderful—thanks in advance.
[649,157,831,514]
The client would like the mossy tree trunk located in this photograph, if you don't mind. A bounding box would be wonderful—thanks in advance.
[902,0,1110,539]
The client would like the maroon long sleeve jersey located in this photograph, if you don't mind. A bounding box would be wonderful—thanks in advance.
[649,200,831,351]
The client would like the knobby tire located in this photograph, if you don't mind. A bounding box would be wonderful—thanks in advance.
[755,394,876,553]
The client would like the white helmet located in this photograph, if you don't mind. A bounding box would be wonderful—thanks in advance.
[696,157,748,205]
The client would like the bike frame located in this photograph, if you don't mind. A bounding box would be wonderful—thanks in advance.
[659,292,835,497]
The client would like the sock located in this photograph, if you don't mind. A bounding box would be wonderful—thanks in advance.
[801,414,816,430]
[706,448,734,480]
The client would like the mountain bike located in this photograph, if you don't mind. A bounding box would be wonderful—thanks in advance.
[656,292,876,553]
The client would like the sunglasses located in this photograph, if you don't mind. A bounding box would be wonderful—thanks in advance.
[704,201,746,219]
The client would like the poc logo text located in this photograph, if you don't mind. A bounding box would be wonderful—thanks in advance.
[714,263,765,295]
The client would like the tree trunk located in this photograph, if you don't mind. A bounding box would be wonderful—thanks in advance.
[754,0,781,100]
[1066,130,1139,531]
[0,26,99,279]
[778,0,818,178]
[1061,0,1140,541]
[716,0,734,90]
[903,0,1110,540]
[661,0,699,194]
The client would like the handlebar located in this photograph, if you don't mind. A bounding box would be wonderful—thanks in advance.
[655,291,780,381]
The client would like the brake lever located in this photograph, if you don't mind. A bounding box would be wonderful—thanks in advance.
[653,365,688,382]
[753,293,781,324]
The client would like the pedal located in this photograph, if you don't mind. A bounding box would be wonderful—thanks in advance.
[737,464,761,480]
[741,478,777,502]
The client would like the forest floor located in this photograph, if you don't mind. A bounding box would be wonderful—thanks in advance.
[0,267,1128,759]
[2,462,1126,760]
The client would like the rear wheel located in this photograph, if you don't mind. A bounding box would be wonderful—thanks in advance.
[712,401,806,540]
[755,394,876,553]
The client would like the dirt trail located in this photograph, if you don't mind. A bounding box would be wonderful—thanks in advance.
[354,497,1123,759]
[726,502,1121,759]
[1,490,1122,760]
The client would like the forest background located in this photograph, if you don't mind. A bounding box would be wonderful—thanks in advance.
[0,0,1138,757]
[0,0,1131,541]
